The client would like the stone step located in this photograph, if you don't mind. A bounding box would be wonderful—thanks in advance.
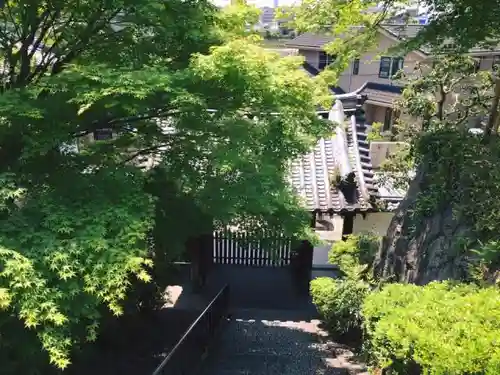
[360,155,371,163]
[200,310,352,375]
[360,161,372,169]
[357,133,367,141]
[359,147,370,157]
[358,140,370,149]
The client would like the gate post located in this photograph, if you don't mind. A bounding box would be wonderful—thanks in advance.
[199,232,214,287]
[187,236,203,293]
[291,240,313,295]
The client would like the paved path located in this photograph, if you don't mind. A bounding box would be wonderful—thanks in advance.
[200,309,368,375]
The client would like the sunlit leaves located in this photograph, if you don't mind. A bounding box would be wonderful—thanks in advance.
[363,282,500,374]
[0,168,154,368]
[0,0,336,371]
[0,287,11,309]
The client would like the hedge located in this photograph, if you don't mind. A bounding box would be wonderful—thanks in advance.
[362,282,500,375]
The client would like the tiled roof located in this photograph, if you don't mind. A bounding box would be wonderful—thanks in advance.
[289,97,374,213]
[284,33,335,49]
[265,48,298,57]
[348,108,405,211]
[381,23,500,55]
[357,82,403,106]
[381,24,425,41]
[289,137,351,212]
[287,25,500,57]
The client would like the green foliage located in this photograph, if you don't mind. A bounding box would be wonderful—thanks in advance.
[407,128,500,281]
[412,129,500,241]
[363,282,500,375]
[215,2,261,41]
[0,0,335,371]
[0,168,154,370]
[366,122,386,142]
[378,142,414,191]
[379,54,497,228]
[310,277,370,338]
[329,233,380,281]
[280,0,381,85]
[397,56,493,131]
[328,165,342,188]
[310,233,379,340]
[398,0,500,53]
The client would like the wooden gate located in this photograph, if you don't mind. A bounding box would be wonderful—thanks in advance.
[213,229,292,267]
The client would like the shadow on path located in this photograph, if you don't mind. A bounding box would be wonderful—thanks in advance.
[200,308,368,375]
[204,265,316,311]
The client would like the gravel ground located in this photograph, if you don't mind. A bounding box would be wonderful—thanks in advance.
[200,309,368,375]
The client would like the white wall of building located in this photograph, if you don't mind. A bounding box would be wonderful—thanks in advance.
[369,141,408,168]
[353,212,394,236]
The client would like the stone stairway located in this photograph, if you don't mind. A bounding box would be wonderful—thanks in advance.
[200,309,368,375]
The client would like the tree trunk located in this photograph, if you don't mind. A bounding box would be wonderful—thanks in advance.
[373,164,475,284]
[485,77,500,137]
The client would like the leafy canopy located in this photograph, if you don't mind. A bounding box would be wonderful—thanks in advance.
[0,0,333,371]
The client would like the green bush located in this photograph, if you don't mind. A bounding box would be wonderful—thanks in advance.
[329,232,380,280]
[362,282,500,375]
[366,122,386,142]
[310,277,370,338]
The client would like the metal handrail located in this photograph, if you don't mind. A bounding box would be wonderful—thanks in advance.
[151,284,230,375]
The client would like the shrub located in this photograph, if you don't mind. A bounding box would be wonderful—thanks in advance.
[310,277,370,338]
[329,232,380,280]
[362,282,500,375]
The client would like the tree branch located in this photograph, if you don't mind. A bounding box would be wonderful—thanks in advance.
[71,109,178,138]
[121,144,170,164]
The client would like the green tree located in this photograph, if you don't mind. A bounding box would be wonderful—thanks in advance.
[288,0,500,283]
[0,0,333,372]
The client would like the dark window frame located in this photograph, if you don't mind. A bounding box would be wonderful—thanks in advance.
[353,58,360,75]
[318,51,336,70]
[391,57,404,77]
[383,107,393,131]
[379,56,392,78]
[379,56,404,79]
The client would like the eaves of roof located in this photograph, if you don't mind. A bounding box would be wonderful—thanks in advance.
[285,27,430,58]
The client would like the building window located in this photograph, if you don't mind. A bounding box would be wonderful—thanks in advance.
[383,108,393,131]
[318,51,336,70]
[93,128,113,140]
[353,59,360,75]
[379,57,404,79]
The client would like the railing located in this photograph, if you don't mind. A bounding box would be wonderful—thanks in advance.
[151,284,230,375]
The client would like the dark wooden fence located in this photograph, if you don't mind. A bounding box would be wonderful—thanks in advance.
[213,229,292,267]
[290,240,314,295]
[150,284,230,375]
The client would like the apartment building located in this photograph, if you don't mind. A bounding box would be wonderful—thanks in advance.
[285,25,500,132]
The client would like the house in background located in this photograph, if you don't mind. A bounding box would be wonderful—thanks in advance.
[285,26,427,132]
[285,25,500,135]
